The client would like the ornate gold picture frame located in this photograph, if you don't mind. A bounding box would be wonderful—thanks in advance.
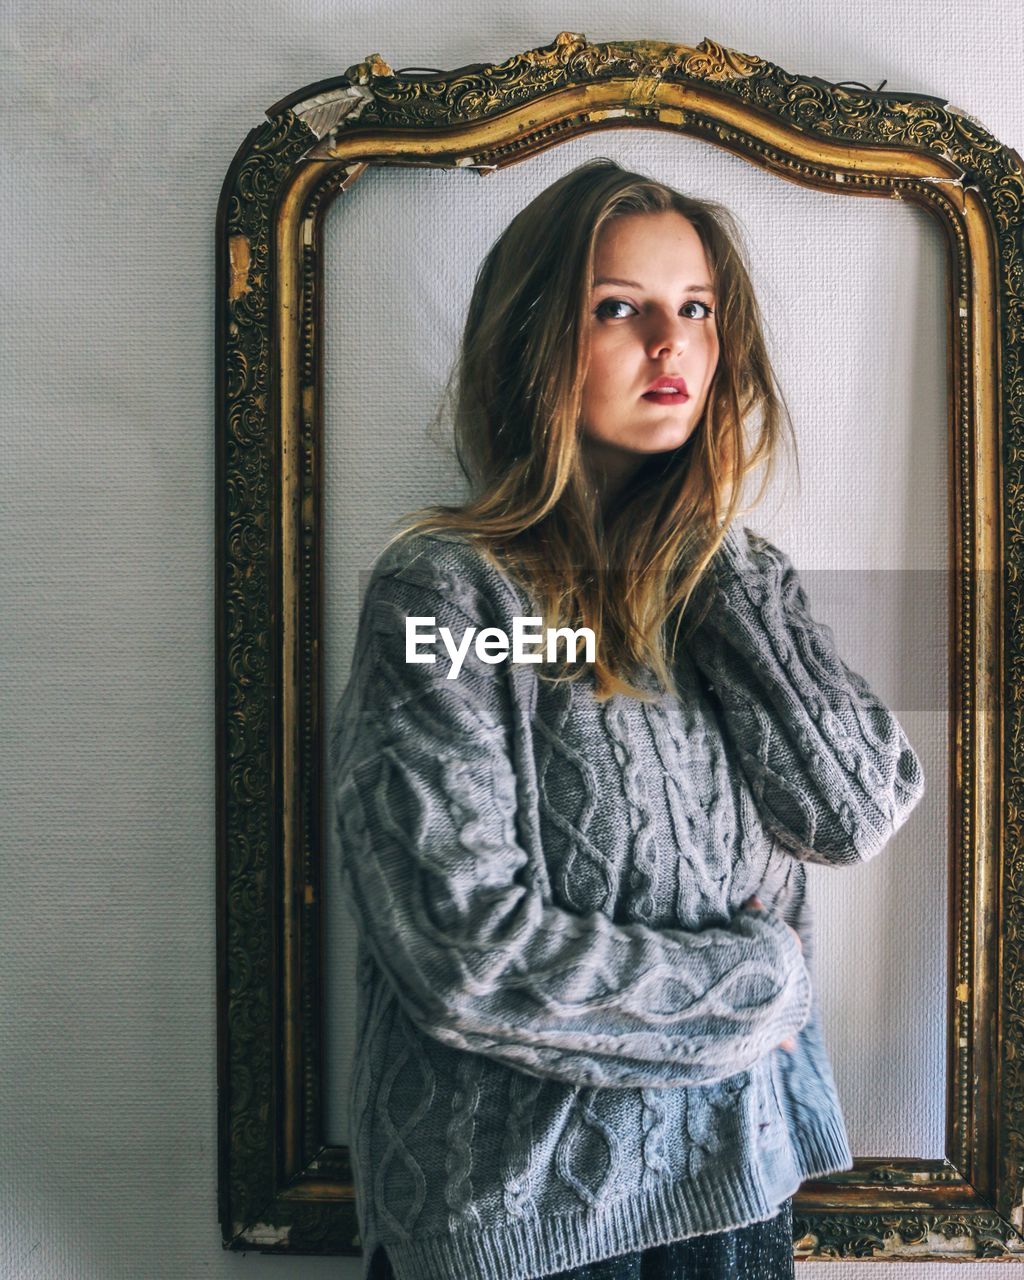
[215,31,1024,1261]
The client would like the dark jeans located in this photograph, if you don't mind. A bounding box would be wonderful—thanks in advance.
[368,1197,795,1280]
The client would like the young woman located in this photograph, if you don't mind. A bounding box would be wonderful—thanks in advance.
[328,158,925,1280]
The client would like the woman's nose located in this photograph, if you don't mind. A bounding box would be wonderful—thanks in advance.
[645,314,688,358]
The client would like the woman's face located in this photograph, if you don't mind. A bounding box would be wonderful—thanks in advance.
[580,209,721,502]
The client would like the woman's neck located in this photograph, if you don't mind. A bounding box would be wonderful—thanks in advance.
[583,441,645,518]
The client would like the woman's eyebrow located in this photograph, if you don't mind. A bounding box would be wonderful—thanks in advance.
[592,276,716,294]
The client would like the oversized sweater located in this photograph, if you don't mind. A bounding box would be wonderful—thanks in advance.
[327,522,926,1280]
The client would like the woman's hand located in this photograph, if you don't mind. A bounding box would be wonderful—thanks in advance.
[743,894,802,1054]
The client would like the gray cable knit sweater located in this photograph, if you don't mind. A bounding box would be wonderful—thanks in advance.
[327,522,925,1280]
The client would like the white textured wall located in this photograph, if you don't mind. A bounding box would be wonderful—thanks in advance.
[1,3,1018,1277]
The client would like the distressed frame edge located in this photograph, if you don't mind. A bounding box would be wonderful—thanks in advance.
[216,30,1024,1259]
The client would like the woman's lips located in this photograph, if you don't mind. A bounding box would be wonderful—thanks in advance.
[641,390,690,405]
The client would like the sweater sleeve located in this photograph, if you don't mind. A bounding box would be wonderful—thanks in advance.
[686,523,926,867]
[328,557,812,1090]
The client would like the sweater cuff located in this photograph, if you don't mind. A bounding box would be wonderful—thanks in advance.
[746,904,813,1035]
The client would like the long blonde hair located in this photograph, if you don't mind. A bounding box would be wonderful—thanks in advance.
[387,157,797,702]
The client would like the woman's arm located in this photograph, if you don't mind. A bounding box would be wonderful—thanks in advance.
[687,523,925,867]
[329,556,811,1090]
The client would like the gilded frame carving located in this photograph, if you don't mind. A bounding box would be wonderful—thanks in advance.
[215,31,1024,1261]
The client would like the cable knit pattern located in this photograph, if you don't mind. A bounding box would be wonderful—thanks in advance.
[688,524,925,866]
[328,526,925,1280]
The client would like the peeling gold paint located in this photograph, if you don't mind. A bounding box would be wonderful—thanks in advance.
[240,1221,291,1245]
[454,156,499,172]
[228,235,251,302]
[946,103,987,131]
[877,1231,976,1256]
[798,1226,1020,1260]
[1012,1199,1024,1233]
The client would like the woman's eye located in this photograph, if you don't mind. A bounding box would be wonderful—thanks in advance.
[595,298,714,321]
[595,298,636,320]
